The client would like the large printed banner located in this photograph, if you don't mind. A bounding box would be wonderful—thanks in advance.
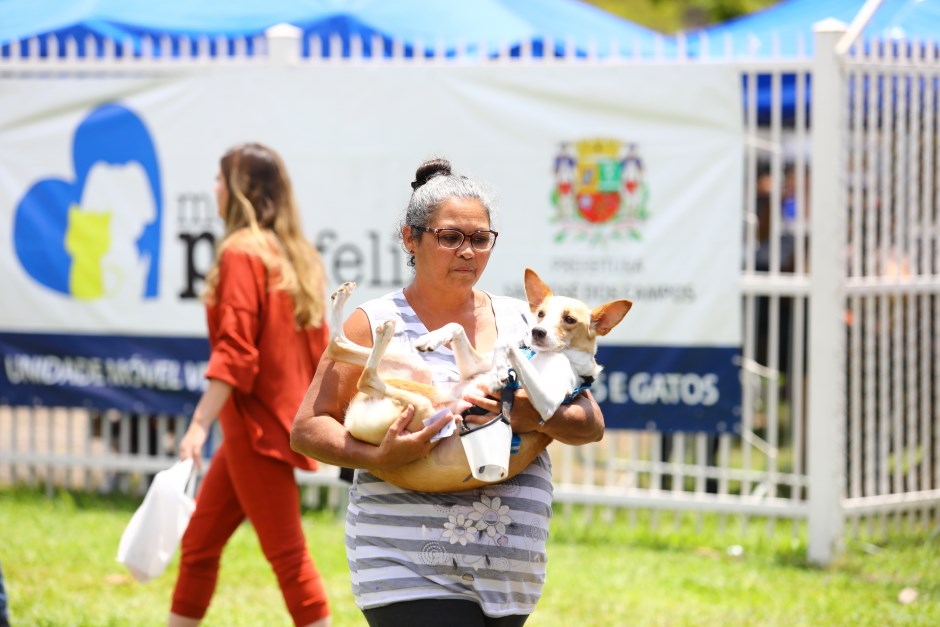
[0,64,742,432]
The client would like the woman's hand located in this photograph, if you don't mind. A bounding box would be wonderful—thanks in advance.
[179,421,209,471]
[369,406,454,471]
[463,383,542,431]
[179,378,232,471]
[460,385,503,425]
[464,383,604,444]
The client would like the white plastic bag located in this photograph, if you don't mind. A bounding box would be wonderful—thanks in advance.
[116,458,196,583]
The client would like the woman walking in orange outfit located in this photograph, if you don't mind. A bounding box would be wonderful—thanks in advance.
[169,143,331,627]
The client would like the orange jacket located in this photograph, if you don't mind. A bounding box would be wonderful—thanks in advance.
[204,247,327,471]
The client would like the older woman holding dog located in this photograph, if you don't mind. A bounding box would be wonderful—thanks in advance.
[291,158,605,627]
[169,143,332,627]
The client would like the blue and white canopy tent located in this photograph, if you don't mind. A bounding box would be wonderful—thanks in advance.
[682,0,939,58]
[0,0,674,59]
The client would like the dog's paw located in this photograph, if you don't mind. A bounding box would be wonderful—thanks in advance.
[413,331,446,353]
[485,364,511,395]
[332,282,357,303]
[487,343,511,392]
[375,320,397,336]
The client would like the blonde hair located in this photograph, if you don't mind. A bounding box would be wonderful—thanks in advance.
[203,143,326,328]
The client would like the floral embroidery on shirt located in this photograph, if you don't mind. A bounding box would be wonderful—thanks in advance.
[442,513,478,545]
[468,494,512,540]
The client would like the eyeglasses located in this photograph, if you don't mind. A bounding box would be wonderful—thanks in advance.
[411,226,499,252]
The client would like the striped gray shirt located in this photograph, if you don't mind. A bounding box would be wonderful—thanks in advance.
[347,289,553,618]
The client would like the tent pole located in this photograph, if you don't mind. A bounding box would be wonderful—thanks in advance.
[835,0,884,56]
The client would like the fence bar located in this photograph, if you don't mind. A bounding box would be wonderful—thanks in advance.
[807,21,849,565]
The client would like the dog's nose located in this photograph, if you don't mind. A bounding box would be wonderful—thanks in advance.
[531,328,546,342]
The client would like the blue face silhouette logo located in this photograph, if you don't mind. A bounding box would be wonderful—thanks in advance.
[13,103,162,300]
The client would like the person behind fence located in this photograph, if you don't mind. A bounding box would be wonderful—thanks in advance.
[290,158,605,627]
[168,143,331,627]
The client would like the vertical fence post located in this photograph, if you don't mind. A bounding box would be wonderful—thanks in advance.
[807,19,848,565]
[266,22,302,65]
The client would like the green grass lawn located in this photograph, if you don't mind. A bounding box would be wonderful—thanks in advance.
[1,487,937,626]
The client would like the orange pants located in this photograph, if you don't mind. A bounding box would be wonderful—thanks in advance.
[171,414,329,626]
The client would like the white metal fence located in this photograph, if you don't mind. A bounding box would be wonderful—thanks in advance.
[1,18,937,565]
[840,31,940,530]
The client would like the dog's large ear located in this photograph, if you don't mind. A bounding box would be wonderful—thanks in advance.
[523,268,553,311]
[591,300,633,336]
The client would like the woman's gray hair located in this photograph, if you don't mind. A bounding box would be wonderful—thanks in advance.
[398,159,497,267]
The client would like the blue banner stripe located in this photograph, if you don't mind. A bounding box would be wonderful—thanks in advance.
[1,333,742,433]
[594,345,741,433]
[0,332,208,414]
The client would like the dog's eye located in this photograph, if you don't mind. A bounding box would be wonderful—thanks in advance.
[564,315,577,325]
[537,311,545,319]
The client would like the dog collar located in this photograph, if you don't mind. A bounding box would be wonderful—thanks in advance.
[562,375,594,404]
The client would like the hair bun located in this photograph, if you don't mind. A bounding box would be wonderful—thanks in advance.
[411,158,452,190]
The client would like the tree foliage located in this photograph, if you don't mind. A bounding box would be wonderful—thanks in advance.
[584,0,780,33]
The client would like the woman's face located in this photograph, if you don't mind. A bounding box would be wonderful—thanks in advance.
[214,170,229,219]
[407,197,493,290]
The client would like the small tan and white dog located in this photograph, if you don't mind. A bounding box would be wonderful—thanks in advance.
[325,268,632,492]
